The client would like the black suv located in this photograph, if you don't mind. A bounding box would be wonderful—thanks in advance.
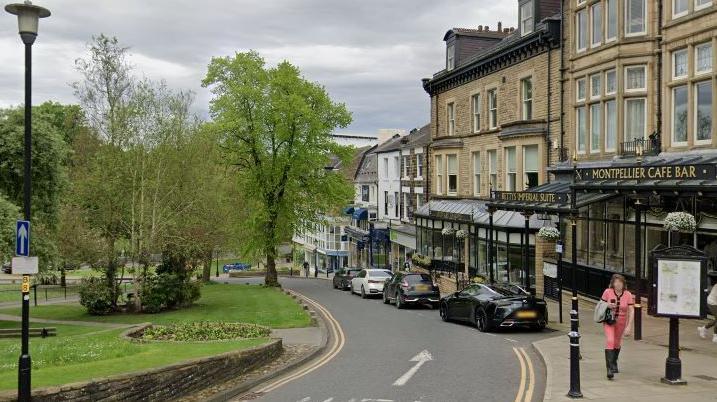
[332,268,362,290]
[383,272,440,309]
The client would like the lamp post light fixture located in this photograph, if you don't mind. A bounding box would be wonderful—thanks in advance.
[5,2,50,401]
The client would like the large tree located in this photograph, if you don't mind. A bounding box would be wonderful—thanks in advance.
[202,51,354,286]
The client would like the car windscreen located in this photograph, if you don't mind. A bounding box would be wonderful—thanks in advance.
[405,274,433,284]
[488,285,520,296]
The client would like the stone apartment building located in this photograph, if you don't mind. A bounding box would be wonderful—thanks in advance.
[414,1,563,292]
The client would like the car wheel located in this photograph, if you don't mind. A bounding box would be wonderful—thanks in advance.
[383,291,390,304]
[476,308,491,333]
[440,303,449,322]
[534,321,546,331]
[349,283,354,294]
[361,286,367,299]
[395,292,403,309]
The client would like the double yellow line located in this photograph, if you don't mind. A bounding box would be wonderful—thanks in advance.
[256,292,346,394]
[513,347,535,402]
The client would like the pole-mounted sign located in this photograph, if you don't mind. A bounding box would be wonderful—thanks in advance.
[16,220,29,257]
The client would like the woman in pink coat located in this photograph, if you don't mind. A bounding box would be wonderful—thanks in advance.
[601,274,634,379]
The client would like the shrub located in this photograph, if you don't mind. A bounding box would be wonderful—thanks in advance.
[141,322,270,341]
[140,273,202,313]
[78,277,115,315]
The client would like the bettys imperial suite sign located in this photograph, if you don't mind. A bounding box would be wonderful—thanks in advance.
[575,164,716,182]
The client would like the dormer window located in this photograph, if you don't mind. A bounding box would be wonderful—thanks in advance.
[520,1,534,36]
[446,44,455,71]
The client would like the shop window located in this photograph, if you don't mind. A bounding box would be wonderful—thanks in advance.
[695,80,713,144]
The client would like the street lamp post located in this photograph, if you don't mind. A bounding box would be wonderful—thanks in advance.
[4,2,50,401]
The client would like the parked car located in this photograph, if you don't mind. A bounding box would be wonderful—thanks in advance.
[222,262,252,273]
[439,283,547,332]
[350,269,393,298]
[383,272,440,309]
[332,268,362,290]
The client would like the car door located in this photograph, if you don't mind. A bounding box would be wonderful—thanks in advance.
[386,273,402,298]
[352,270,366,292]
[451,286,478,321]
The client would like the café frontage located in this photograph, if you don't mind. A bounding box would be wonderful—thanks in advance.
[490,151,717,301]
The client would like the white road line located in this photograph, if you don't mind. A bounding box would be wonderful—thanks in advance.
[505,338,519,343]
[392,350,433,386]
[321,398,334,402]
[297,398,310,402]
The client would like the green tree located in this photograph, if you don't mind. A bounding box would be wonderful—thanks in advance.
[202,51,354,286]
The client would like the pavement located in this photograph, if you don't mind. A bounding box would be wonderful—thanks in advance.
[536,293,717,401]
[228,276,555,402]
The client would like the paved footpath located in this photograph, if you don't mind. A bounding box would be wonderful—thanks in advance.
[537,294,717,401]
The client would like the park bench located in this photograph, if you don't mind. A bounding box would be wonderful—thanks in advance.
[0,327,57,339]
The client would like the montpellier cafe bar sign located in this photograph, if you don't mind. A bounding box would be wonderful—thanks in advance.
[575,164,716,182]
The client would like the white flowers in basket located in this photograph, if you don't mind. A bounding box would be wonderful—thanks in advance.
[441,227,455,236]
[455,229,468,239]
[537,226,560,241]
[663,212,696,233]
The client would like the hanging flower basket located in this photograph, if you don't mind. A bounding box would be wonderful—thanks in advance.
[455,229,468,239]
[663,212,696,233]
[537,227,560,241]
[441,227,455,236]
[412,254,432,268]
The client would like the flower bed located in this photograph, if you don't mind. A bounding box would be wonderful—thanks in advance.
[139,322,271,342]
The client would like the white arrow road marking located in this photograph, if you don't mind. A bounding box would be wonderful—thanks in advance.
[18,224,27,255]
[392,350,433,386]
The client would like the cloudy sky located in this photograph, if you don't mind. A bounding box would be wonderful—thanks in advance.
[0,1,516,135]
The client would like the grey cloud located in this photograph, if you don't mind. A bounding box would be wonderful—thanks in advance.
[0,0,516,132]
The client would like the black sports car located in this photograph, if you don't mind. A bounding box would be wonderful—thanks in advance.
[439,283,547,332]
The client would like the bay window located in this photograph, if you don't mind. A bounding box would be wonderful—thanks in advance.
[577,78,587,101]
[576,9,588,52]
[577,107,587,153]
[672,85,688,144]
[505,147,516,191]
[673,49,688,79]
[605,100,617,151]
[606,0,617,41]
[435,155,443,194]
[591,3,602,47]
[605,69,617,95]
[625,98,646,142]
[472,151,481,196]
[696,81,713,144]
[625,65,646,92]
[625,0,646,36]
[590,74,601,99]
[523,145,539,189]
[591,103,602,153]
[447,154,458,195]
[696,43,713,75]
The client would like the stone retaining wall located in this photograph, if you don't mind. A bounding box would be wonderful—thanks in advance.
[0,339,282,402]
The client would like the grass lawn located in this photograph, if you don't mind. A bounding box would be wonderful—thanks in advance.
[0,321,268,391]
[0,284,311,329]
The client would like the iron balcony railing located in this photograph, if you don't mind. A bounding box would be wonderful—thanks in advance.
[619,133,661,158]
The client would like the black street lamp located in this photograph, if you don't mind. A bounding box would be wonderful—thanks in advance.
[4,2,50,401]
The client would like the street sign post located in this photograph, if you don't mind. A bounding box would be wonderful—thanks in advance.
[16,220,29,257]
[11,257,38,275]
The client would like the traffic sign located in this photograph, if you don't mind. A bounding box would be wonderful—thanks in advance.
[15,220,30,257]
[12,257,38,275]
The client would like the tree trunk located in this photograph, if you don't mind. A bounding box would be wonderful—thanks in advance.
[202,250,212,283]
[265,250,279,287]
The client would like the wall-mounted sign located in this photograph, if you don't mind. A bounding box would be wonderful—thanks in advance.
[428,210,472,222]
[649,245,708,319]
[575,164,715,182]
[492,191,569,204]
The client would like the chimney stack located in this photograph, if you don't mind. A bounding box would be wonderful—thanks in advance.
[497,21,502,32]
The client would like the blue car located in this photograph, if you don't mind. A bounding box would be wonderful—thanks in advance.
[222,262,251,273]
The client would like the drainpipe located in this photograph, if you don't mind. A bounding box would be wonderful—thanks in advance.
[559,0,566,161]
[546,33,553,182]
[656,0,664,145]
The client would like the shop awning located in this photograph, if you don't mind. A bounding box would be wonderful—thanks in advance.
[414,199,544,229]
[343,206,355,215]
[352,208,368,220]
[487,182,619,214]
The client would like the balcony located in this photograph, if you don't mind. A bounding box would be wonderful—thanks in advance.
[619,134,661,158]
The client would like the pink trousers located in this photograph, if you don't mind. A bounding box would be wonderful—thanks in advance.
[603,316,627,349]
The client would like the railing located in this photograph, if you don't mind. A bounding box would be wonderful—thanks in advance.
[619,133,661,157]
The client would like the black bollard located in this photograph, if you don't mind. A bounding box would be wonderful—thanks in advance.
[567,309,583,398]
